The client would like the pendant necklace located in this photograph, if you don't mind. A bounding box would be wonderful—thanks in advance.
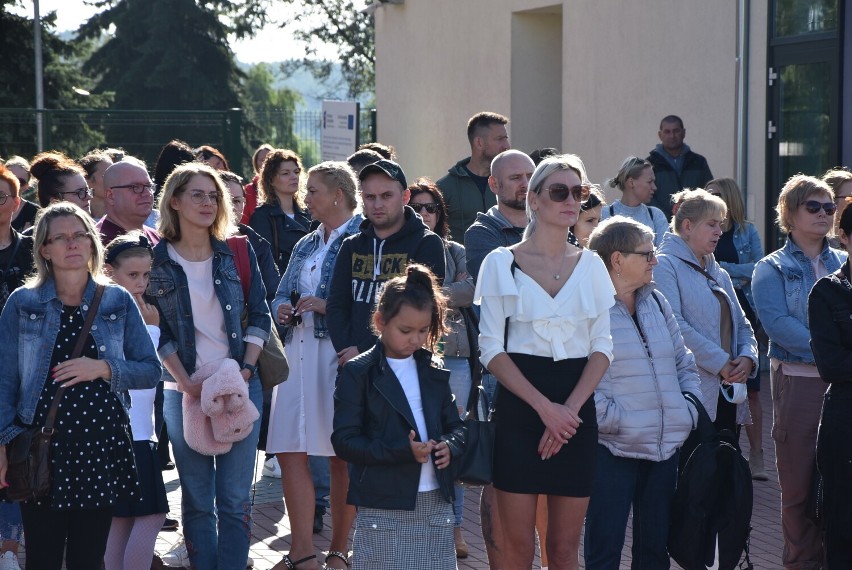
[553,252,569,281]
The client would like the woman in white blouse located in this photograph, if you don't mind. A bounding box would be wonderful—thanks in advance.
[475,154,614,569]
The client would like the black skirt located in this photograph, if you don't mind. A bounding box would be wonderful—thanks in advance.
[492,353,597,496]
[112,440,169,518]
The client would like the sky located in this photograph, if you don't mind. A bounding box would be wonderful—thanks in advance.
[10,0,363,63]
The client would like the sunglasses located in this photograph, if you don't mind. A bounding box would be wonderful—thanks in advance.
[410,202,440,214]
[621,250,656,262]
[803,200,837,215]
[544,183,590,203]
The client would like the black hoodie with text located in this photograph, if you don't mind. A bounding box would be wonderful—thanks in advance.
[326,206,446,353]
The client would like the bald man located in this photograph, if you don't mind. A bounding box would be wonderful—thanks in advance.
[97,158,160,246]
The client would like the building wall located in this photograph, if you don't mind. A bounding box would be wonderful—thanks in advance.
[375,0,770,235]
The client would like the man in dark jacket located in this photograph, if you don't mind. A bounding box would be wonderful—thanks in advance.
[437,112,511,241]
[327,159,446,365]
[647,115,713,219]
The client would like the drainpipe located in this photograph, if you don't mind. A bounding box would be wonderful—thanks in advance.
[735,0,750,209]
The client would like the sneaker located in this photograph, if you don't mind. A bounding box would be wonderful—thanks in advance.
[262,457,281,478]
[313,505,326,533]
[162,516,180,531]
[160,540,190,568]
[0,552,22,570]
[749,448,769,481]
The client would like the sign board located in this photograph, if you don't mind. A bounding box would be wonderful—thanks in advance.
[321,100,360,161]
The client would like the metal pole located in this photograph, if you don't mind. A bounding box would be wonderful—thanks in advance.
[34,0,45,152]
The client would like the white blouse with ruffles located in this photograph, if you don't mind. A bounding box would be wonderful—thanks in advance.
[475,247,615,368]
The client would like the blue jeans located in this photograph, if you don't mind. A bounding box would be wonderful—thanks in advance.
[310,456,330,509]
[0,502,22,542]
[444,355,472,527]
[163,379,262,570]
[584,445,678,570]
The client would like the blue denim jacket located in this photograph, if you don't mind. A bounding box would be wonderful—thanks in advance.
[718,222,764,311]
[148,237,271,380]
[0,278,162,445]
[752,237,846,363]
[272,214,363,343]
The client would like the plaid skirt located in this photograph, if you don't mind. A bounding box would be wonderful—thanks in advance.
[352,490,456,570]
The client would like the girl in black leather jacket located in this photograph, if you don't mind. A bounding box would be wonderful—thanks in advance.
[332,264,466,570]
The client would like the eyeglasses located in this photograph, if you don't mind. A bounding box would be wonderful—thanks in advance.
[544,183,590,203]
[46,231,92,246]
[111,182,156,194]
[187,190,219,205]
[621,250,656,262]
[803,200,837,215]
[410,202,440,214]
[0,193,11,205]
[58,187,93,201]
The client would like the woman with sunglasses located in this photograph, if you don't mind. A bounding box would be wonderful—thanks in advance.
[407,178,475,559]
[655,189,757,437]
[147,163,271,569]
[752,175,844,569]
[476,154,614,569]
[30,152,93,215]
[601,157,669,246]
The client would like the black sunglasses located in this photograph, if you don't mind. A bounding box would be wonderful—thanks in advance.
[544,183,590,203]
[290,290,303,326]
[803,200,837,215]
[410,202,440,214]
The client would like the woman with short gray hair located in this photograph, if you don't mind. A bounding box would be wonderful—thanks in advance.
[584,216,700,569]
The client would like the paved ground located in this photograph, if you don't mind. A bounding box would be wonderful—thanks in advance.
[18,375,784,568]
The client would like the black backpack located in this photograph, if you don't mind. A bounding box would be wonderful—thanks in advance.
[669,392,753,570]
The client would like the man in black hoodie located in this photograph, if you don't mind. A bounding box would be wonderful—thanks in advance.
[326,159,446,365]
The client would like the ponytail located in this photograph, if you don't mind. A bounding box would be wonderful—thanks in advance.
[374,263,448,352]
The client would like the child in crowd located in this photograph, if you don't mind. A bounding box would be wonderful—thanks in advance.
[102,232,168,570]
[331,264,467,570]
[571,187,606,248]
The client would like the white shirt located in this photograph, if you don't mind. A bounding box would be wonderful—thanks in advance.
[127,325,161,441]
[386,355,439,492]
[296,217,355,329]
[475,247,615,368]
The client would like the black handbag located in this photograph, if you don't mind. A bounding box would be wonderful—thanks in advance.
[6,284,104,502]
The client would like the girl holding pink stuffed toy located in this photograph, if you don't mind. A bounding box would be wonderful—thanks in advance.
[102,231,168,570]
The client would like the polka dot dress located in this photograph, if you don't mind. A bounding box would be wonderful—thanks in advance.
[30,305,139,510]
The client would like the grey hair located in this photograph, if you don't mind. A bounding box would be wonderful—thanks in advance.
[524,153,591,240]
[587,216,655,270]
[607,156,652,191]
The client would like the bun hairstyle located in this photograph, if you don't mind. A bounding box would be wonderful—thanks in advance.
[31,151,86,207]
[374,263,448,352]
[607,156,652,191]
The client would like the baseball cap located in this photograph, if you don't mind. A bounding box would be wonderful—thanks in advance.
[358,159,407,189]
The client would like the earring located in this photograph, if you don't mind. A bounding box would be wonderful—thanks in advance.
[334,200,338,206]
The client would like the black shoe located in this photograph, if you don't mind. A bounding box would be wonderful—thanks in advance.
[161,461,175,471]
[162,517,179,531]
[313,506,326,533]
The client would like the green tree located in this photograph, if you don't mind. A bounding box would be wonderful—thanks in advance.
[0,0,112,159]
[278,0,375,99]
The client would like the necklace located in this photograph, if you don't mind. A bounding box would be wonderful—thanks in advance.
[553,252,569,280]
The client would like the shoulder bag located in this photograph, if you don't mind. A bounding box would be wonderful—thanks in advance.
[6,284,105,502]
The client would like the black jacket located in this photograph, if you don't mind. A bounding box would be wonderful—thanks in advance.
[248,202,311,273]
[326,207,446,352]
[809,259,852,387]
[331,342,466,510]
[646,147,713,219]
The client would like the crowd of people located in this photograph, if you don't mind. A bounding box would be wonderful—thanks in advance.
[0,109,849,570]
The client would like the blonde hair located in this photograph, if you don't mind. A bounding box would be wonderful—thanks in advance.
[671,188,727,235]
[307,161,361,212]
[607,156,653,191]
[775,174,833,234]
[525,153,592,240]
[27,202,106,288]
[157,163,235,242]
[706,177,747,231]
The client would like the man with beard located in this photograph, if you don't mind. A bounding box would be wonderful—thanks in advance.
[97,158,160,246]
[326,159,446,365]
[464,150,534,281]
[438,112,511,241]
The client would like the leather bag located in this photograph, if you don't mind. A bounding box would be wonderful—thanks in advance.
[227,236,289,390]
[6,284,105,502]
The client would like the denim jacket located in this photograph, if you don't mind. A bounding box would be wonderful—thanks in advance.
[0,278,162,445]
[752,236,845,364]
[272,214,363,343]
[147,237,271,380]
[718,221,763,311]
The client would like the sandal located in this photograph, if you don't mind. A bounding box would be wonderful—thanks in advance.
[325,550,350,569]
[282,554,317,569]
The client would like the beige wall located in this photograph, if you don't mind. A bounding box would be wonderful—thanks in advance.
[375,0,769,235]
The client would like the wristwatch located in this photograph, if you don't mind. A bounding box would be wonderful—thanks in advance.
[241,362,258,376]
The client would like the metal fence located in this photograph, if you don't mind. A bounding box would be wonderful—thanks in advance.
[0,107,377,178]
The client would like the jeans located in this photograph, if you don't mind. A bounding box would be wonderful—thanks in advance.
[310,456,331,509]
[0,502,22,542]
[163,379,263,570]
[584,445,678,570]
[444,356,472,527]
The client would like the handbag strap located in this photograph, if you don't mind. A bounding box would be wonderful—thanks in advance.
[43,284,105,432]
[226,235,251,301]
[675,256,721,288]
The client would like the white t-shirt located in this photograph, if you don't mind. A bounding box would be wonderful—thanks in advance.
[386,355,439,492]
[127,325,161,442]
